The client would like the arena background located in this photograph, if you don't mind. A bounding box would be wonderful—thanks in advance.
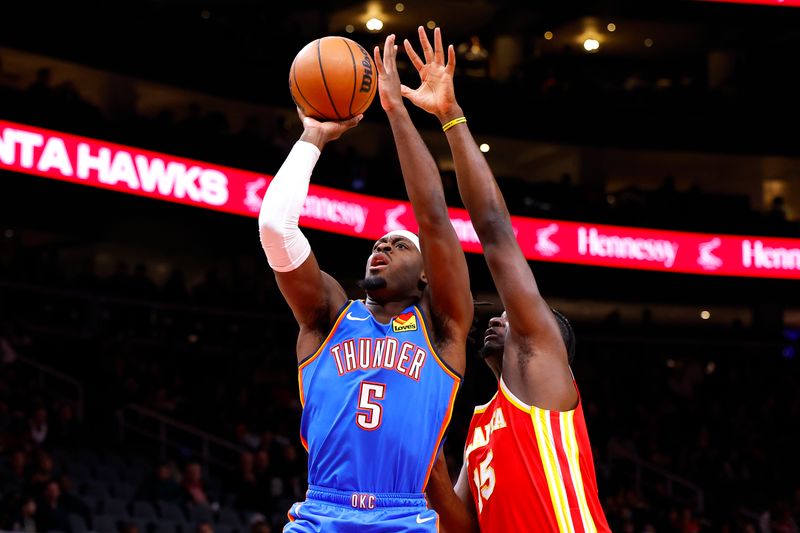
[2,1,800,531]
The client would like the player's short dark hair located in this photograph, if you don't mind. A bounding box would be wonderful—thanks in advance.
[551,308,576,364]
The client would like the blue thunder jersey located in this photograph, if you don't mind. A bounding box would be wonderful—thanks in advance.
[298,299,461,494]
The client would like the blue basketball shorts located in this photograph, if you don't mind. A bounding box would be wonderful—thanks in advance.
[283,485,439,532]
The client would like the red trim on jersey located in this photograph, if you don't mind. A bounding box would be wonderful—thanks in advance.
[299,300,355,371]
[421,379,460,492]
[297,302,355,452]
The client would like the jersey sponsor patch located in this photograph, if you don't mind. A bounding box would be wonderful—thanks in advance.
[392,312,418,332]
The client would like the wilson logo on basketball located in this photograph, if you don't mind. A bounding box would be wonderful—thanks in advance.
[392,312,418,333]
[357,45,374,94]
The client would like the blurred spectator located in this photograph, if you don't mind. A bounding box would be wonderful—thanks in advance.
[50,403,81,449]
[58,474,91,526]
[36,480,70,533]
[234,422,261,452]
[233,451,261,511]
[29,451,56,490]
[759,501,798,533]
[768,196,788,223]
[136,460,183,503]
[151,387,177,413]
[196,521,214,533]
[183,462,210,507]
[10,496,39,533]
[4,450,29,494]
[28,407,48,448]
[120,522,140,533]
[248,513,271,533]
[1,332,19,364]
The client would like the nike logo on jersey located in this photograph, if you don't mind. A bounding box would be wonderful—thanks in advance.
[330,337,428,381]
[416,515,436,524]
[346,312,371,321]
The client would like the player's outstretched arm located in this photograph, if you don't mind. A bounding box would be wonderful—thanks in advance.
[259,111,359,358]
[403,27,571,405]
[426,454,479,533]
[374,34,472,373]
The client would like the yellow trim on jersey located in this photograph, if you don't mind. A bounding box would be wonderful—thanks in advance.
[562,411,597,533]
[415,305,462,383]
[532,408,574,533]
[298,300,356,371]
[298,370,305,408]
[473,392,498,415]
[499,377,534,413]
[500,377,596,533]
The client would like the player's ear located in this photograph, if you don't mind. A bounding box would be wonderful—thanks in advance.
[418,271,428,291]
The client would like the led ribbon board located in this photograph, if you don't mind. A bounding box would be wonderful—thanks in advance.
[2,120,798,279]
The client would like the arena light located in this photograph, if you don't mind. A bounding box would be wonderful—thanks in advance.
[583,38,600,52]
[2,119,800,280]
[366,18,384,31]
[479,143,490,153]
[701,310,711,320]
[544,31,554,40]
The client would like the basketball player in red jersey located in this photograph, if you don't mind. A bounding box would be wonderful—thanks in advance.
[399,27,612,532]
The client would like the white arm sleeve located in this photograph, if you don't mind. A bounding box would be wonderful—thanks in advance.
[258,140,320,272]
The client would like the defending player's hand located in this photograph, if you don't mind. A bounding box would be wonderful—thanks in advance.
[402,27,460,122]
[297,107,362,148]
[374,34,404,113]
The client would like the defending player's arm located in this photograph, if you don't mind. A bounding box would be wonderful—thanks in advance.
[403,27,573,407]
[426,454,479,533]
[259,112,360,358]
[373,35,473,373]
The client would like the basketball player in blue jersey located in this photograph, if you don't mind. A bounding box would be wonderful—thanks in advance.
[258,33,473,532]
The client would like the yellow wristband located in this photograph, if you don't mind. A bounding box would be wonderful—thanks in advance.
[442,116,467,133]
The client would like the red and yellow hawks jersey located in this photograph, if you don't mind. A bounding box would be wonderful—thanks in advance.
[465,378,611,533]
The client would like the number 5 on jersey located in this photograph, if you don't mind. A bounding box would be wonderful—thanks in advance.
[356,381,386,430]
[473,450,495,514]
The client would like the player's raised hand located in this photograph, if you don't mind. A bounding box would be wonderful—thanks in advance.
[402,27,459,121]
[297,107,362,148]
[374,34,404,113]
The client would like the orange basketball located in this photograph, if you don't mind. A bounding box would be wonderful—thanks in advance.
[289,36,377,121]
